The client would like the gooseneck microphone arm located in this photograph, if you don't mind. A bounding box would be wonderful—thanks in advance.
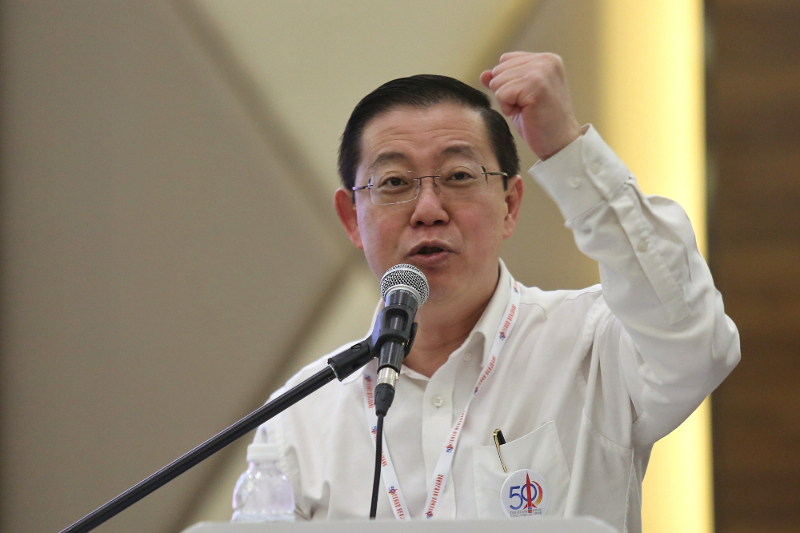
[59,338,376,533]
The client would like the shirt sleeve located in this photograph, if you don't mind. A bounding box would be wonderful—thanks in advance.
[529,125,740,446]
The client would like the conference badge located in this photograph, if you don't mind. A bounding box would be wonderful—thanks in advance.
[500,469,549,518]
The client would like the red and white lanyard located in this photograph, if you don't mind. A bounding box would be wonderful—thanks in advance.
[362,282,521,520]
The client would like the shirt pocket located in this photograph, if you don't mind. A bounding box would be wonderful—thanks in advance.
[472,421,571,519]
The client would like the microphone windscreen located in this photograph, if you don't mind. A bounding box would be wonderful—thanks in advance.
[380,264,429,307]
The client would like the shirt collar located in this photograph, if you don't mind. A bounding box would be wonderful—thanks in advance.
[470,258,514,369]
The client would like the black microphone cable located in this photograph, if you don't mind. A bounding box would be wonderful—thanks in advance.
[369,413,384,519]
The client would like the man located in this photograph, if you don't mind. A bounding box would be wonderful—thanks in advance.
[252,52,740,532]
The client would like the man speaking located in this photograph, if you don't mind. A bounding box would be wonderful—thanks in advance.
[246,52,740,532]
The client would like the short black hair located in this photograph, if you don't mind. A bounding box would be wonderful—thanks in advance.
[337,74,520,192]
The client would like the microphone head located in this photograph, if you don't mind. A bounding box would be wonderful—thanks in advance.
[380,264,429,307]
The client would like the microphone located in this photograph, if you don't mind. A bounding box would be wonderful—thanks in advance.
[373,264,429,416]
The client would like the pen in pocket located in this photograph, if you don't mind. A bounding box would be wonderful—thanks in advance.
[493,428,507,473]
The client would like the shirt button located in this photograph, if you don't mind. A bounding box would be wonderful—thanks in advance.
[432,395,444,408]
[637,241,648,252]
[464,352,473,362]
[591,160,603,174]
[568,177,582,189]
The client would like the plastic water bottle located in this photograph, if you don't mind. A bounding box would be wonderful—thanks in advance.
[232,428,295,522]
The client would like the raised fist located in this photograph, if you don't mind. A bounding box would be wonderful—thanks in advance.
[481,52,582,160]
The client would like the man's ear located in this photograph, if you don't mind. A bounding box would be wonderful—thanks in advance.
[502,175,524,240]
[334,187,364,250]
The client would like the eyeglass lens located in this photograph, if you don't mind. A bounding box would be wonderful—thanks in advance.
[368,165,496,205]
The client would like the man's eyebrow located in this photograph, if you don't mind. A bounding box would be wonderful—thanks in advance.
[367,152,409,172]
[439,145,480,161]
[367,145,480,172]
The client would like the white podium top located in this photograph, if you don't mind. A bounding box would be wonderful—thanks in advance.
[183,518,619,533]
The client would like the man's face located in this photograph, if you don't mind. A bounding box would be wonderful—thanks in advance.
[335,103,522,308]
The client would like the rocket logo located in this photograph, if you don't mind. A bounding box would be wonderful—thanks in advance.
[500,469,549,518]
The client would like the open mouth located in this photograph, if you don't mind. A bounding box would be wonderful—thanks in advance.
[409,243,453,264]
[417,246,445,256]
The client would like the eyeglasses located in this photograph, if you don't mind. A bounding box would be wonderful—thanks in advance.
[352,164,508,206]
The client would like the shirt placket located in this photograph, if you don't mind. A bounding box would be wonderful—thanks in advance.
[421,353,458,518]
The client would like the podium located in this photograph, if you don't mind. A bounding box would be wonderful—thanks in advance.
[182,518,619,533]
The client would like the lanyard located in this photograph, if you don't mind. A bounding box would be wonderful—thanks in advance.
[362,281,521,520]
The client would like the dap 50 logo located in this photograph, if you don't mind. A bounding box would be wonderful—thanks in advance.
[500,469,550,518]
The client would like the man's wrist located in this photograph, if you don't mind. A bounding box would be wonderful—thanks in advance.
[529,125,629,221]
[537,122,585,161]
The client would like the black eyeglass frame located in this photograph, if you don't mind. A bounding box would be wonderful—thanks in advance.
[351,166,509,205]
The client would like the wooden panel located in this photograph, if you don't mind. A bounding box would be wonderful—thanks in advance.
[710,64,800,148]
[712,1,800,67]
[708,0,800,531]
[713,245,800,292]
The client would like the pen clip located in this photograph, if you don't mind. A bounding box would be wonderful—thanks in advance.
[492,428,508,473]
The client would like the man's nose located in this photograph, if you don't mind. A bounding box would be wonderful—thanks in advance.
[410,177,449,226]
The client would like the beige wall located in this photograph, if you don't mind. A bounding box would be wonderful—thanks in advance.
[0,2,353,532]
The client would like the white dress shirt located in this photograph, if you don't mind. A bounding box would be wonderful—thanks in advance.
[252,126,740,533]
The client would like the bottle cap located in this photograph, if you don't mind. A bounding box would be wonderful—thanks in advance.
[247,442,280,462]
[248,426,279,462]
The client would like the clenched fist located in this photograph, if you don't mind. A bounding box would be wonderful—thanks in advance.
[481,52,582,160]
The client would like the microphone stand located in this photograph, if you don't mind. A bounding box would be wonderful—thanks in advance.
[59,338,376,533]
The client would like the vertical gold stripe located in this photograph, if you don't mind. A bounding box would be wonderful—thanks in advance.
[598,1,713,532]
